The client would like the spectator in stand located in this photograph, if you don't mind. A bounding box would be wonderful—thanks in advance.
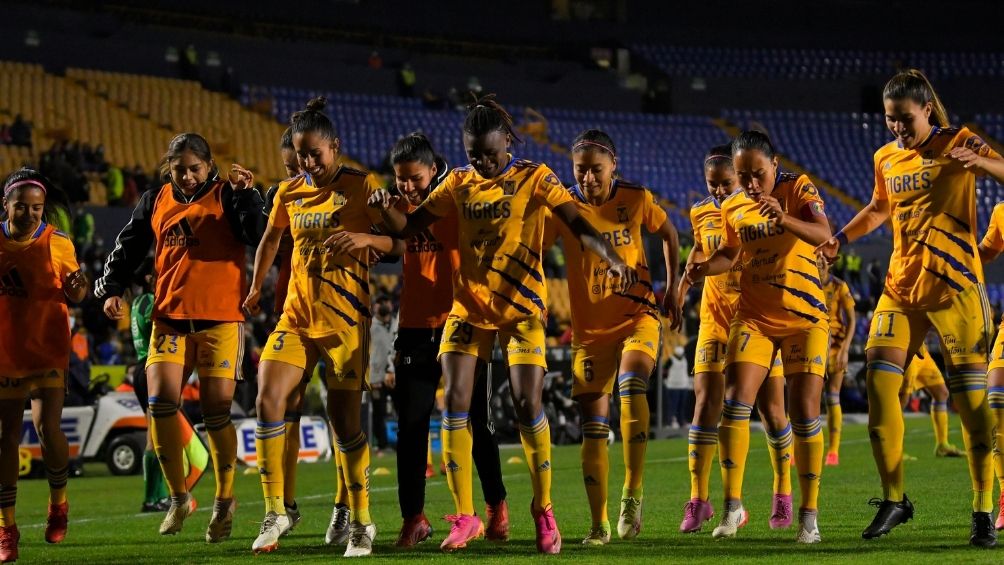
[9,114,31,148]
[369,295,396,452]
[398,63,416,97]
[663,345,692,428]
[106,165,124,206]
[72,205,94,256]
[845,248,862,287]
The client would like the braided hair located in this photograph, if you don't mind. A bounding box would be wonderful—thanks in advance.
[463,93,522,143]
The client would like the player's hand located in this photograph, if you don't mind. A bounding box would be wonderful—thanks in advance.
[837,349,850,375]
[758,195,785,225]
[228,164,254,190]
[324,232,373,255]
[368,249,384,266]
[607,262,638,294]
[368,189,400,210]
[243,288,261,316]
[661,285,683,331]
[684,261,708,285]
[815,238,841,262]
[66,269,87,291]
[948,147,985,170]
[103,296,126,320]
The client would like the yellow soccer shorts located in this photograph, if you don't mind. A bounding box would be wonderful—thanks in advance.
[695,320,784,377]
[902,350,945,395]
[260,327,370,391]
[726,318,828,377]
[146,320,244,379]
[0,370,65,400]
[571,315,661,397]
[438,314,547,369]
[867,284,992,367]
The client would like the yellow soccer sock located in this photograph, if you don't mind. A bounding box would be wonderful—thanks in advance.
[687,425,717,501]
[519,410,553,512]
[791,418,824,511]
[581,416,610,526]
[865,361,906,502]
[337,431,371,524]
[931,400,950,446]
[0,487,15,527]
[719,399,753,503]
[255,420,286,515]
[442,411,475,515]
[148,396,188,495]
[764,422,793,496]
[334,449,349,508]
[204,412,236,500]
[825,392,842,455]
[989,387,1004,490]
[46,464,69,505]
[283,412,301,505]
[618,372,649,499]
[949,370,994,513]
[427,435,433,467]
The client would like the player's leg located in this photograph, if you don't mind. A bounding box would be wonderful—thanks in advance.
[145,355,190,536]
[280,378,307,530]
[577,391,611,545]
[986,322,1004,530]
[824,357,844,465]
[199,374,238,543]
[30,378,70,544]
[134,361,168,511]
[0,385,29,562]
[438,351,482,552]
[681,334,725,533]
[924,383,962,457]
[757,367,793,530]
[616,347,657,540]
[469,360,508,542]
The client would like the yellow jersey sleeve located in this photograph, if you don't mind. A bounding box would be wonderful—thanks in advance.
[50,231,79,284]
[269,180,292,229]
[641,189,668,233]
[533,167,574,210]
[982,203,1004,253]
[720,194,741,248]
[363,173,387,226]
[419,171,457,218]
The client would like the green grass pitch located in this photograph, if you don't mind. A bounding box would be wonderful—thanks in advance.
[10,416,1002,563]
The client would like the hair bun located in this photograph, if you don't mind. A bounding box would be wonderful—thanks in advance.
[305,96,327,112]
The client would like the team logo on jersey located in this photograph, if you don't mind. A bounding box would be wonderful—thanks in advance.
[165,218,200,247]
[617,206,629,223]
[542,173,561,186]
[502,180,517,196]
[0,267,28,298]
[331,191,348,206]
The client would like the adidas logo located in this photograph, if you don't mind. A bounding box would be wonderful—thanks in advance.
[689,450,699,459]
[583,475,599,486]
[219,360,231,369]
[259,467,270,476]
[348,482,364,492]
[780,453,791,462]
[537,460,551,472]
[802,473,819,480]
[533,347,543,355]
[721,458,736,469]
[165,218,200,247]
[0,267,28,298]
[407,228,444,253]
[343,369,357,380]
[645,341,654,350]
[811,355,823,365]
[446,460,460,472]
[628,432,648,444]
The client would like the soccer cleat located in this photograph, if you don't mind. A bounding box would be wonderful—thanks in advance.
[712,504,749,539]
[679,498,715,533]
[795,509,821,544]
[425,463,435,479]
[325,504,351,545]
[205,498,236,543]
[281,501,301,536]
[862,495,914,539]
[972,512,997,548]
[581,521,611,545]
[252,511,289,554]
[440,514,484,552]
[159,494,196,535]
[617,497,643,539]
[825,452,839,466]
[934,443,964,458]
[396,513,433,548]
[0,525,19,564]
[901,453,918,461]
[141,498,171,513]
[344,521,375,557]
[485,500,510,542]
[769,494,793,529]
[532,502,561,554]
[996,493,1004,531]
[45,501,68,544]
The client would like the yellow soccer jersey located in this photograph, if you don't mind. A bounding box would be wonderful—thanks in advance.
[721,172,828,333]
[270,167,383,338]
[690,195,742,327]
[874,126,1000,309]
[822,275,855,342]
[981,201,1004,257]
[552,179,667,341]
[419,156,573,328]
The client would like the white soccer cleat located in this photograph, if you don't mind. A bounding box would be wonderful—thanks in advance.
[344,521,375,557]
[159,494,196,536]
[617,497,643,540]
[205,498,236,543]
[281,502,301,537]
[795,510,821,544]
[325,505,352,545]
[712,504,748,539]
[252,511,290,554]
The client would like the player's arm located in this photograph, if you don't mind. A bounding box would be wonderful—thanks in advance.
[551,201,637,293]
[244,221,283,315]
[758,194,831,247]
[653,218,682,329]
[685,241,739,283]
[220,165,267,246]
[948,143,1004,184]
[818,196,890,261]
[95,189,156,319]
[838,295,856,359]
[325,231,407,256]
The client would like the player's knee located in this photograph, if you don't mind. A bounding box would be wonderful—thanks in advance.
[34,420,66,447]
[255,391,286,421]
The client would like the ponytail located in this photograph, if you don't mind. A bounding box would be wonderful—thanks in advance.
[883,69,949,128]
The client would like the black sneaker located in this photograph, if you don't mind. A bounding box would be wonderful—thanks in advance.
[971,512,997,548]
[142,498,171,513]
[862,494,914,539]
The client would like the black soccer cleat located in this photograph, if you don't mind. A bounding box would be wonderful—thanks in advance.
[862,494,914,539]
[970,512,997,548]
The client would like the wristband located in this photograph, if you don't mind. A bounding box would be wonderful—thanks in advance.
[835,231,849,246]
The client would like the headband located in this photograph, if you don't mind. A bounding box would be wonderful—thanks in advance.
[572,140,616,156]
[4,179,47,198]
[704,155,733,165]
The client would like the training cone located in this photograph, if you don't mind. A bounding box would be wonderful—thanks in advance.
[506,456,524,465]
[373,467,391,476]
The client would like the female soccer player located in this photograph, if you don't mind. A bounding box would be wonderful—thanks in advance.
[96,133,264,542]
[818,69,1004,547]
[0,168,86,563]
[678,146,795,534]
[371,94,636,554]
[977,199,1004,530]
[244,97,394,557]
[819,255,856,466]
[686,130,831,544]
[541,129,681,545]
